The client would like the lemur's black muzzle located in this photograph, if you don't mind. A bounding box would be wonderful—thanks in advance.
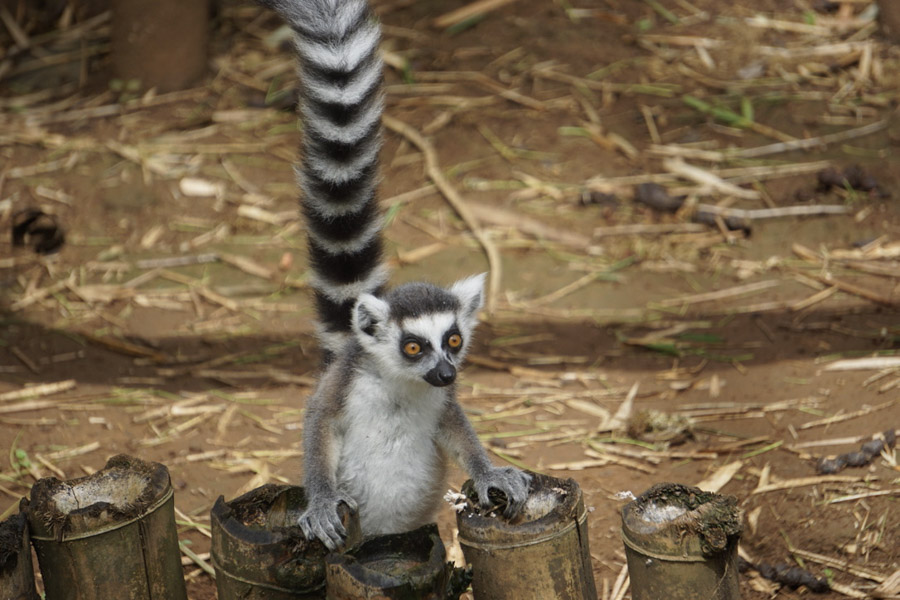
[424,359,456,387]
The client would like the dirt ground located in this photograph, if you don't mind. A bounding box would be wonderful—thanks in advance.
[1,0,899,598]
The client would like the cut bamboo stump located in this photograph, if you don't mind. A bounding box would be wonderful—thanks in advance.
[211,484,361,599]
[20,454,187,600]
[325,523,470,600]
[0,513,40,600]
[456,473,597,600]
[621,482,742,600]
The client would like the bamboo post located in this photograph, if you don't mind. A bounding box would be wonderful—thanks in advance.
[621,483,742,600]
[455,473,597,600]
[0,513,40,600]
[20,454,187,600]
[325,523,470,600]
[211,484,361,599]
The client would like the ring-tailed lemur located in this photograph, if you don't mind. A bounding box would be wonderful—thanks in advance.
[257,0,531,549]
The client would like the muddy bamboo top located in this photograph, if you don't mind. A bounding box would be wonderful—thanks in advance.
[457,473,584,546]
[22,454,172,541]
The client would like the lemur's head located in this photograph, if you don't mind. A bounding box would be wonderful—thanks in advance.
[351,273,485,387]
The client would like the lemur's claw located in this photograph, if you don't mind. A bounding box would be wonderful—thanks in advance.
[475,467,531,518]
[298,494,354,550]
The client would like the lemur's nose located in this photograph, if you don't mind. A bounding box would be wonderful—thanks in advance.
[425,359,456,387]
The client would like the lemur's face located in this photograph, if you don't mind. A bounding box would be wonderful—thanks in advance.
[352,275,485,387]
[393,312,466,386]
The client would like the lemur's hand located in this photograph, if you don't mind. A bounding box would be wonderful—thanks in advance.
[473,467,531,518]
[298,491,357,550]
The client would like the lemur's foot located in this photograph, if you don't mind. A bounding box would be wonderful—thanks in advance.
[473,467,531,518]
[298,492,357,550]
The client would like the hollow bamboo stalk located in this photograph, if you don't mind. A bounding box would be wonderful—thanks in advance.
[21,454,187,600]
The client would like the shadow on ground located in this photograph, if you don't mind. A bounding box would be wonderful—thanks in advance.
[1,304,896,392]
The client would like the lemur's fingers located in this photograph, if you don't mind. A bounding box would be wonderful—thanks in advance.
[501,469,531,518]
[299,505,346,550]
[475,467,532,518]
[338,492,358,512]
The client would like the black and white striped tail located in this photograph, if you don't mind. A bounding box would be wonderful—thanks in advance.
[259,0,389,357]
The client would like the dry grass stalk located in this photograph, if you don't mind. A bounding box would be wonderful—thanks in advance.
[791,285,839,311]
[603,382,637,432]
[793,270,897,307]
[790,547,889,584]
[752,474,875,495]
[0,379,76,402]
[663,158,760,199]
[75,329,170,361]
[824,489,899,504]
[0,400,61,415]
[133,396,218,424]
[218,252,275,280]
[179,541,216,578]
[44,441,101,461]
[872,568,900,597]
[383,114,502,312]
[138,412,217,447]
[696,460,743,493]
[594,223,707,237]
[469,203,591,247]
[737,120,887,159]
[10,278,71,311]
[610,564,629,600]
[432,0,521,28]
[655,279,780,308]
[789,434,869,450]
[824,357,900,372]
[530,272,605,307]
[583,449,656,474]
[565,399,611,421]
[699,204,851,221]
[798,399,896,430]
[174,506,212,538]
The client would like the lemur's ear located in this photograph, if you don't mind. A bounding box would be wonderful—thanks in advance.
[450,273,486,324]
[353,294,389,337]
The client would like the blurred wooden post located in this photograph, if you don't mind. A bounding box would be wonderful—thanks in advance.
[111,0,210,92]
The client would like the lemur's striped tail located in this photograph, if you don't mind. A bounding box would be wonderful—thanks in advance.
[260,0,389,357]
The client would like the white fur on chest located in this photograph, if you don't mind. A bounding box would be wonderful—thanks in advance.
[335,368,449,535]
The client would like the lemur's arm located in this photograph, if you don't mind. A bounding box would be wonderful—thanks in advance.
[300,367,355,550]
[438,396,531,517]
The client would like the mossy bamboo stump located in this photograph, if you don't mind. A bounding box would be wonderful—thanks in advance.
[621,483,742,600]
[456,473,597,600]
[20,454,187,600]
[325,523,469,600]
[211,484,361,599]
[0,513,39,600]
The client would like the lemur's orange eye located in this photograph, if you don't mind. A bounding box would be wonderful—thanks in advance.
[448,334,462,349]
[403,341,422,356]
